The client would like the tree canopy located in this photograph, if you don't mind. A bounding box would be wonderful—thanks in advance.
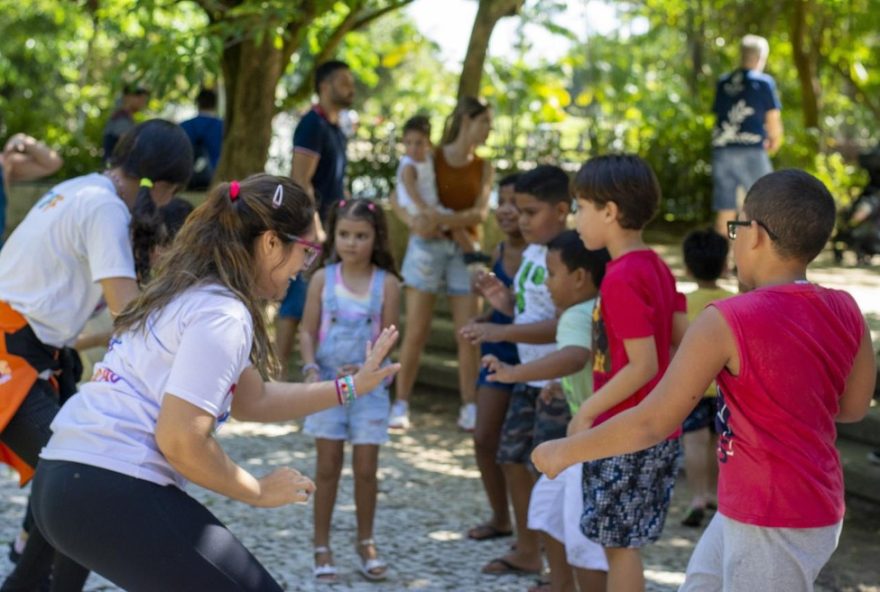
[0,0,877,220]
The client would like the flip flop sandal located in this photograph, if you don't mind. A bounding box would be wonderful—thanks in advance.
[357,539,388,582]
[467,524,514,541]
[313,546,338,584]
[481,557,541,576]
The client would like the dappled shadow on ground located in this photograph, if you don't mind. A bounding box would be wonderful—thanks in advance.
[2,393,878,591]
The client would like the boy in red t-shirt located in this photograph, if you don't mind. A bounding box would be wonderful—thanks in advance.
[533,168,876,591]
[549,155,688,591]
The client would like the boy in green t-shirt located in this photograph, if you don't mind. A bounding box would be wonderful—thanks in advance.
[680,228,735,528]
[483,230,610,592]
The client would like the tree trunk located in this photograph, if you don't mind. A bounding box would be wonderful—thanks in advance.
[686,0,705,99]
[456,0,524,100]
[790,0,821,130]
[214,37,288,181]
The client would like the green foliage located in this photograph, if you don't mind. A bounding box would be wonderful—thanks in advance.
[1,0,878,222]
[0,0,215,176]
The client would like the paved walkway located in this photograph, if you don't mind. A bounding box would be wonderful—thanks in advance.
[2,397,879,591]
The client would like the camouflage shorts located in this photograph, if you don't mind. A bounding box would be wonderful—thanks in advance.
[496,383,572,468]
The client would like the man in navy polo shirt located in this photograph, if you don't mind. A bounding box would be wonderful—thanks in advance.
[711,35,783,236]
[276,60,355,377]
[181,89,224,190]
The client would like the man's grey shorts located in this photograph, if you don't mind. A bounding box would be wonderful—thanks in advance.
[712,148,773,211]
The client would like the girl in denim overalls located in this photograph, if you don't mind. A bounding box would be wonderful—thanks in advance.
[299,199,401,584]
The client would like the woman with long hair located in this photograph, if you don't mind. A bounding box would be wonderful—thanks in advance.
[390,97,494,432]
[31,175,399,590]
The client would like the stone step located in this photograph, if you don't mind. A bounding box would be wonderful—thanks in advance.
[412,350,460,394]
[405,316,458,355]
[839,438,880,506]
[838,405,880,448]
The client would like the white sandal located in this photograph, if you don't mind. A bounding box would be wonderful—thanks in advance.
[313,546,338,584]
[356,539,388,581]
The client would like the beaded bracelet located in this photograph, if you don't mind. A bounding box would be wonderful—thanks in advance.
[334,378,345,406]
[343,375,357,405]
[302,362,319,376]
[339,375,355,406]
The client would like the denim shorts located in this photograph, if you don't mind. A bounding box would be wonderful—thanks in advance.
[712,147,773,211]
[400,236,472,295]
[278,276,308,319]
[302,389,390,445]
[476,340,519,390]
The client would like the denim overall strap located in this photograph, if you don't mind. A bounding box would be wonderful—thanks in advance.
[367,268,386,340]
[318,263,340,343]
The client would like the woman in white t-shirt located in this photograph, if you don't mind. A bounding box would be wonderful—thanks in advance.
[0,119,193,591]
[31,174,400,591]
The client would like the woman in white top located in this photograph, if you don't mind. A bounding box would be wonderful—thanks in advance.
[0,119,192,591]
[32,174,400,591]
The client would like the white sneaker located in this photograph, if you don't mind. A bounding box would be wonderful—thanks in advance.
[388,401,410,430]
[457,403,477,432]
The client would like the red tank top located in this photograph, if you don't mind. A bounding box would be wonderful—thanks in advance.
[712,283,864,528]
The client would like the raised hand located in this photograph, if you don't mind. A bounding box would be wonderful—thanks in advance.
[353,326,401,395]
[531,440,564,479]
[539,381,564,404]
[255,466,316,507]
[460,322,505,346]
[473,271,514,315]
[482,354,516,383]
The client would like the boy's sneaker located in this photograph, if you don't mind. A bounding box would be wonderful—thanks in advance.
[388,401,410,430]
[457,403,477,432]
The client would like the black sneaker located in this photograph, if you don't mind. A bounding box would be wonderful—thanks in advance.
[681,507,705,528]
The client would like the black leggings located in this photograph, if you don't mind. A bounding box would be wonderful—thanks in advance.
[32,460,284,592]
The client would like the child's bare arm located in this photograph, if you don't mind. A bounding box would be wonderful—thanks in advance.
[671,311,689,349]
[381,275,402,330]
[837,323,876,423]
[461,318,556,345]
[400,164,431,212]
[568,335,659,432]
[297,270,325,382]
[484,345,589,384]
[533,307,735,478]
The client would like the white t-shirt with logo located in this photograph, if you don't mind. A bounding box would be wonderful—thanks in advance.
[0,173,135,347]
[41,285,254,489]
[513,244,557,387]
[395,154,450,216]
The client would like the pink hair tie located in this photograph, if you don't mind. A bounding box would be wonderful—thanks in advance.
[229,180,240,202]
[367,202,375,211]
[338,199,347,208]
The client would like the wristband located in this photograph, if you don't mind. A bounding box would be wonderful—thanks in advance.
[343,374,357,405]
[302,363,319,375]
[334,378,344,406]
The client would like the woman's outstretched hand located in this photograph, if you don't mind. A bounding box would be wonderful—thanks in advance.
[254,467,316,507]
[353,326,401,395]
